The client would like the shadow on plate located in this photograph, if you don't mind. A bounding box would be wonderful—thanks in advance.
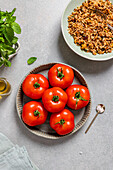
[58,31,113,74]
[14,99,85,146]
[14,101,86,146]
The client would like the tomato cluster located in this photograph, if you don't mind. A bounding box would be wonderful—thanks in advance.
[22,64,90,135]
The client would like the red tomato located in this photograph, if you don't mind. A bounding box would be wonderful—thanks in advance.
[22,101,48,126]
[42,87,68,113]
[66,85,90,110]
[48,64,74,89]
[50,109,75,135]
[22,74,49,99]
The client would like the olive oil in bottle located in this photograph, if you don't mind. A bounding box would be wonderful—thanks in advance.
[0,79,6,92]
[0,78,11,98]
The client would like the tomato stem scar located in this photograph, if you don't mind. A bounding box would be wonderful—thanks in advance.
[75,91,87,109]
[57,68,64,80]
[34,82,40,88]
[52,95,59,102]
[34,110,40,117]
[55,119,65,125]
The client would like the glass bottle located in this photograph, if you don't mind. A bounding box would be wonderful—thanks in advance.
[0,78,11,99]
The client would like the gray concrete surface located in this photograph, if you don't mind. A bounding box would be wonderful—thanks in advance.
[0,0,113,170]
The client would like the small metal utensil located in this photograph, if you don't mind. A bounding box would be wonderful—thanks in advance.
[106,23,113,31]
[85,104,105,134]
[93,8,113,31]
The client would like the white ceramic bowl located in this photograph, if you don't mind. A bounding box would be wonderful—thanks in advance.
[9,42,20,60]
[61,0,113,61]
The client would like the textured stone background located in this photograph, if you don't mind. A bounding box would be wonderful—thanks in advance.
[0,0,113,170]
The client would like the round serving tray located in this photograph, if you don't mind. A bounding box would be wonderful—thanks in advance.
[16,63,91,139]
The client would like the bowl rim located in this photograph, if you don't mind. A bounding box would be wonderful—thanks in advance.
[61,0,113,61]
[9,42,20,60]
[16,62,91,139]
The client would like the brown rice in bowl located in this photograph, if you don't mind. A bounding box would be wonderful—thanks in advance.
[68,0,113,55]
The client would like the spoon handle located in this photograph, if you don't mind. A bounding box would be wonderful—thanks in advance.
[107,23,113,31]
[85,111,99,134]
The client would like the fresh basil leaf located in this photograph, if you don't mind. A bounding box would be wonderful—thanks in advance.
[1,15,6,20]
[1,51,8,58]
[12,22,21,34]
[6,27,14,40]
[1,24,5,28]
[0,11,5,15]
[3,27,14,43]
[0,11,6,18]
[7,50,13,55]
[4,59,11,67]
[27,57,37,65]
[10,16,16,23]
[0,8,21,67]
[0,10,1,19]
[0,28,4,32]
[3,44,15,53]
[0,11,5,20]
[0,37,4,42]
[5,14,11,23]
[0,20,4,24]
[6,16,16,24]
[3,31,10,44]
[6,24,10,27]
[12,36,18,44]
[0,60,3,66]
[10,8,16,16]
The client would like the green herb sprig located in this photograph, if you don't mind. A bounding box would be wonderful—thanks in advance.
[0,8,21,67]
[27,57,37,65]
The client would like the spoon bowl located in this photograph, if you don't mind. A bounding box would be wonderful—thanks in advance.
[96,104,105,114]
[85,104,105,134]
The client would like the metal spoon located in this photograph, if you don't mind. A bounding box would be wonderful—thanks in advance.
[92,8,113,31]
[85,104,105,134]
